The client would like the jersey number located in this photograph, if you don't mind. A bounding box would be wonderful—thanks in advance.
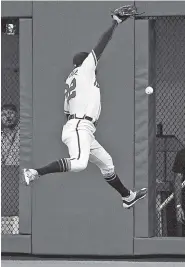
[65,78,76,103]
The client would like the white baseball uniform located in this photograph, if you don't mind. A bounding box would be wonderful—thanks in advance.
[62,50,115,177]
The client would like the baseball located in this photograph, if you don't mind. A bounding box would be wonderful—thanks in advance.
[145,86,153,95]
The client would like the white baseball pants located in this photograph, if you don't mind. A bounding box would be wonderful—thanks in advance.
[62,119,115,177]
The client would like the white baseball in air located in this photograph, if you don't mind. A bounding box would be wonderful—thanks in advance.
[145,86,153,95]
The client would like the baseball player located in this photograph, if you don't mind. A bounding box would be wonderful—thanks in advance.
[22,6,147,209]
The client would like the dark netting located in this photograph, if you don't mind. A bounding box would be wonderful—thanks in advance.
[1,19,20,234]
[153,17,185,237]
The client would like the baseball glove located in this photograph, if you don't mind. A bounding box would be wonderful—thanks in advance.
[111,5,144,23]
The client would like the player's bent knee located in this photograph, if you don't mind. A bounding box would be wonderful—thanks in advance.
[71,160,88,172]
[77,162,88,172]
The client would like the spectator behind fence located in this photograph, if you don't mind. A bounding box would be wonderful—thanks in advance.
[1,104,20,234]
[1,104,20,165]
[172,148,185,226]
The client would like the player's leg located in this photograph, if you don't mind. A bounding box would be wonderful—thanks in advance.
[22,120,92,185]
[62,123,92,172]
[89,140,147,208]
[89,140,130,197]
[36,126,91,173]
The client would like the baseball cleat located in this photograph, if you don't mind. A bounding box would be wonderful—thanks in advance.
[22,168,39,185]
[122,188,147,209]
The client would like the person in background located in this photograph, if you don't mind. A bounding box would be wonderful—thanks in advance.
[1,104,20,234]
[172,148,185,225]
[1,104,20,165]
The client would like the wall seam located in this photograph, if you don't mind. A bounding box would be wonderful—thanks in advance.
[31,0,34,254]
[133,0,136,255]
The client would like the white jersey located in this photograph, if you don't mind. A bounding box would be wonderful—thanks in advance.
[64,50,101,122]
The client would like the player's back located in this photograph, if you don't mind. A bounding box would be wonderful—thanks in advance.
[64,50,101,119]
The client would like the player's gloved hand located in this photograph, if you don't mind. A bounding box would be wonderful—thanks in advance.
[111,5,144,24]
[177,204,185,225]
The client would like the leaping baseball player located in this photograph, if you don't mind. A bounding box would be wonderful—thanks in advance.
[22,5,147,209]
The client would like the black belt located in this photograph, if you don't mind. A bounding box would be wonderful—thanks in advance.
[68,114,97,126]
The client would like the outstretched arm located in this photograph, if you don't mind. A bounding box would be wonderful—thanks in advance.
[93,20,118,61]
[81,9,129,72]
[93,8,132,60]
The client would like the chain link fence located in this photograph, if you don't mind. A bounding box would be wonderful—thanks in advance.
[153,16,185,237]
[1,18,20,234]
